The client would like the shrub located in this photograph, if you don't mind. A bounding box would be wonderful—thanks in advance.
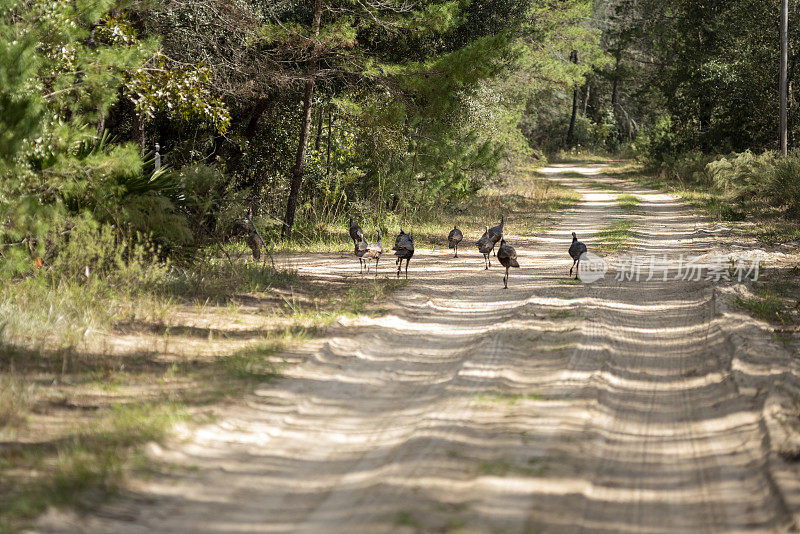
[764,155,800,216]
[637,116,681,165]
[177,163,249,248]
[645,148,800,221]
[660,151,717,188]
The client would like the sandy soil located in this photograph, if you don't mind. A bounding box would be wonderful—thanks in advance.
[34,164,800,533]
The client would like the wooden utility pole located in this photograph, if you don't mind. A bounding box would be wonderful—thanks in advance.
[781,0,789,155]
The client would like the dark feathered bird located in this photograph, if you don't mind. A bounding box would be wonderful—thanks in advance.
[355,233,369,274]
[476,226,494,270]
[362,230,383,275]
[569,232,588,279]
[246,230,264,261]
[349,217,364,253]
[393,228,414,279]
[487,214,505,255]
[448,226,463,258]
[497,237,520,289]
[239,216,264,261]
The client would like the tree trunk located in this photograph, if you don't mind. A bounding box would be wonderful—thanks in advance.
[97,109,106,135]
[244,98,270,140]
[326,107,333,175]
[315,103,324,151]
[611,53,623,139]
[282,79,317,239]
[412,130,419,174]
[282,0,323,240]
[781,0,789,155]
[135,113,146,156]
[583,82,590,116]
[566,50,579,147]
[611,80,619,112]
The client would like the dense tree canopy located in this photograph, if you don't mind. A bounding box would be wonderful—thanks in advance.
[555,0,800,157]
[3,0,796,273]
[1,0,607,269]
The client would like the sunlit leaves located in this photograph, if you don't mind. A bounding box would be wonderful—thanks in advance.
[126,53,231,134]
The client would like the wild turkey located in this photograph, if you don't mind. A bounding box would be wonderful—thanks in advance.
[476,226,494,270]
[362,230,383,275]
[239,215,264,261]
[569,232,588,279]
[393,228,414,279]
[355,233,369,274]
[246,230,264,261]
[349,217,364,253]
[448,226,463,258]
[487,214,505,255]
[497,237,520,289]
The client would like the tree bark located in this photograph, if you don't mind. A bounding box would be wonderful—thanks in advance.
[781,0,789,155]
[135,113,146,156]
[282,0,323,240]
[326,107,333,175]
[244,98,270,140]
[282,78,317,239]
[582,82,590,116]
[611,53,623,139]
[315,103,324,151]
[97,109,106,135]
[566,50,579,147]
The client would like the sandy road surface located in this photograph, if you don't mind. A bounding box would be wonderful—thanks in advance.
[37,164,800,533]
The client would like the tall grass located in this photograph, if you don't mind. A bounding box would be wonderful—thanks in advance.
[607,152,800,242]
[253,166,579,253]
[0,260,410,533]
[0,376,32,428]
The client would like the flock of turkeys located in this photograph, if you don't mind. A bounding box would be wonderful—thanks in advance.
[348,216,588,288]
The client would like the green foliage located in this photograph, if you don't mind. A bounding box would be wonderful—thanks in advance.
[587,0,800,157]
[617,193,640,212]
[635,116,682,165]
[735,292,792,325]
[648,150,800,220]
[0,0,236,280]
[0,2,41,162]
[176,163,250,246]
[596,221,635,253]
[0,0,607,279]
[127,52,231,133]
[141,0,602,237]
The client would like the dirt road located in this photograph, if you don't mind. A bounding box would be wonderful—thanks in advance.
[37,164,800,533]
